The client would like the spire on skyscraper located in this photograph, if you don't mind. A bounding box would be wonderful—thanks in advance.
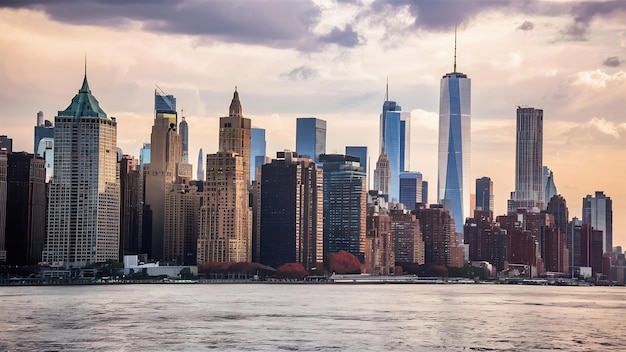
[229,87,242,117]
[453,25,457,73]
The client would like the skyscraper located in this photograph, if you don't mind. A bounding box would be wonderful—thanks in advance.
[437,34,471,232]
[421,180,429,205]
[139,143,150,171]
[260,151,323,270]
[508,107,543,212]
[296,117,326,163]
[320,154,367,263]
[0,135,12,154]
[119,155,143,259]
[583,191,613,253]
[197,89,252,263]
[475,177,494,212]
[42,71,119,267]
[379,93,410,201]
[543,166,557,208]
[4,153,46,265]
[34,112,54,156]
[373,152,391,198]
[399,172,423,211]
[345,146,368,183]
[196,148,204,181]
[219,88,251,185]
[251,127,267,181]
[0,150,6,262]
[179,115,189,164]
[144,90,182,260]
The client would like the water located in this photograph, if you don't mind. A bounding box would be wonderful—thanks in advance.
[0,284,623,351]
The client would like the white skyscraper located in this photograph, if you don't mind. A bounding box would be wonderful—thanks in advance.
[437,33,471,235]
[43,71,120,268]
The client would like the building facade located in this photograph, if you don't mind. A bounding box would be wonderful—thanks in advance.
[399,172,423,211]
[373,152,391,199]
[508,107,543,212]
[251,127,266,182]
[5,153,46,265]
[582,191,613,253]
[179,116,189,164]
[390,210,424,265]
[43,73,120,268]
[475,177,493,212]
[437,69,471,233]
[0,150,6,262]
[320,154,367,263]
[219,89,251,185]
[296,117,326,163]
[260,151,323,270]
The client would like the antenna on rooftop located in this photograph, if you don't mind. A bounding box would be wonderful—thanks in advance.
[155,84,167,96]
[385,77,389,101]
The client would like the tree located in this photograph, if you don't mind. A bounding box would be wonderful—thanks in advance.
[328,250,362,274]
[276,263,309,279]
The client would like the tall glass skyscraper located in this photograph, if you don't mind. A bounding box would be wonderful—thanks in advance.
[251,127,267,181]
[583,191,613,253]
[296,117,326,163]
[380,101,410,202]
[508,107,543,212]
[197,148,204,181]
[437,57,471,231]
[399,172,422,211]
[345,146,368,174]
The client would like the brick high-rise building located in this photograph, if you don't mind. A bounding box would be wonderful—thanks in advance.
[413,205,464,268]
[365,208,395,275]
[390,209,424,265]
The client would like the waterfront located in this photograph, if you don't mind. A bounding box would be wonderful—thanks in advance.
[0,284,623,351]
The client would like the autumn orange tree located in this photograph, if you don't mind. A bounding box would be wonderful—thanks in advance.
[328,250,362,274]
[275,263,309,279]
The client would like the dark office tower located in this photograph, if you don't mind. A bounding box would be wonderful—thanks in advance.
[251,127,266,182]
[421,180,428,205]
[390,209,424,265]
[412,205,464,267]
[0,150,7,262]
[567,217,583,270]
[179,115,189,164]
[497,211,549,277]
[464,211,507,272]
[196,148,204,181]
[296,117,326,163]
[546,194,568,236]
[219,88,251,185]
[399,172,422,211]
[260,151,322,270]
[43,71,119,268]
[475,177,493,212]
[119,155,143,259]
[320,154,367,263]
[580,223,604,275]
[4,153,46,265]
[0,135,12,154]
[144,90,182,261]
[543,225,569,274]
[345,146,368,178]
[508,107,543,212]
[251,177,262,263]
[583,191,613,253]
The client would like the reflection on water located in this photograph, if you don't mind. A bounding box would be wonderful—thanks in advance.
[0,284,623,351]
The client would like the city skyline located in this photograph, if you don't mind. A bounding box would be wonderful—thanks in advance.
[1,1,626,245]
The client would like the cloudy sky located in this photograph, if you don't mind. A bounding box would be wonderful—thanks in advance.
[1,0,625,245]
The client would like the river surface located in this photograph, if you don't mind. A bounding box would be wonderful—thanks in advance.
[0,284,624,351]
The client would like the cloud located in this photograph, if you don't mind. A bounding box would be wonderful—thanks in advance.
[518,21,534,31]
[280,66,319,81]
[0,0,324,50]
[571,69,626,89]
[560,1,626,41]
[560,117,626,145]
[603,56,621,67]
[319,24,364,47]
